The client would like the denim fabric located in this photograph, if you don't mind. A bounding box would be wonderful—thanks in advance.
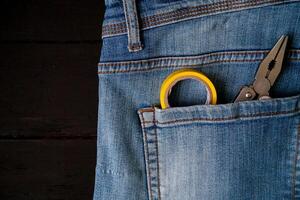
[94,0,300,199]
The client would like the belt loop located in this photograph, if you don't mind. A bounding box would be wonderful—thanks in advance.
[122,0,143,52]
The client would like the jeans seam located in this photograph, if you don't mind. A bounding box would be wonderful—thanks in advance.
[153,107,162,200]
[97,59,262,74]
[98,49,300,66]
[97,58,300,74]
[292,124,300,199]
[139,111,154,200]
[98,51,266,66]
[142,108,300,125]
[138,108,162,200]
[97,49,300,74]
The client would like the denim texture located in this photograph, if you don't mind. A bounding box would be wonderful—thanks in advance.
[94,0,300,199]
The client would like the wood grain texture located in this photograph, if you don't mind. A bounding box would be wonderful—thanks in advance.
[0,140,96,200]
[0,0,104,199]
[0,44,99,138]
[1,0,103,41]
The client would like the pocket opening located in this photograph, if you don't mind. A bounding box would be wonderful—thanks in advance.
[138,94,300,127]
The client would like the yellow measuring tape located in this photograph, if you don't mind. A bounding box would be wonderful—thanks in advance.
[160,69,217,109]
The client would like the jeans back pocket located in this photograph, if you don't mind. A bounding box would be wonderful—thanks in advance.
[138,95,300,200]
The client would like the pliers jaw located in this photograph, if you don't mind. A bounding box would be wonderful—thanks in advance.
[234,35,289,103]
[254,35,288,87]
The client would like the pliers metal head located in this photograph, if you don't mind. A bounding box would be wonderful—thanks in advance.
[234,35,289,102]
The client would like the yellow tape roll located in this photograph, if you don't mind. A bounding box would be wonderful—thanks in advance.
[160,69,217,109]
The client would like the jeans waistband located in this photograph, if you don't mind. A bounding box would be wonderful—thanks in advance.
[102,0,300,39]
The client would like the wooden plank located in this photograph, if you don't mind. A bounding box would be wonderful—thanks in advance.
[0,43,99,138]
[0,0,104,41]
[0,118,97,139]
[0,1,101,199]
[0,139,96,200]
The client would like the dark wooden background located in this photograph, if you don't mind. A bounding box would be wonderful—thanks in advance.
[0,0,104,199]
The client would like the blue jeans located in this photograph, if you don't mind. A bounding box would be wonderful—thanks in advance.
[94,0,300,199]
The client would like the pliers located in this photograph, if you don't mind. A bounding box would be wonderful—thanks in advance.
[234,35,289,102]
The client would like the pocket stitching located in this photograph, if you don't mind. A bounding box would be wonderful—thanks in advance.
[153,109,162,200]
[139,111,154,200]
[139,108,162,200]
[291,124,300,199]
[97,49,300,74]
[153,107,300,125]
